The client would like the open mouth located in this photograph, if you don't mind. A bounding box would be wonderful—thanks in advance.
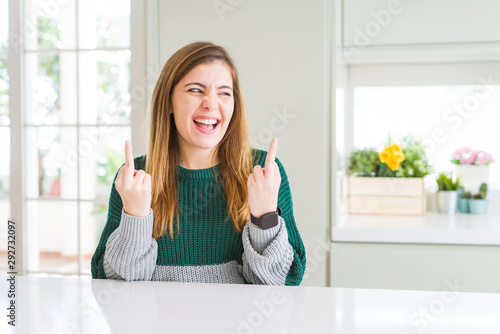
[193,118,220,132]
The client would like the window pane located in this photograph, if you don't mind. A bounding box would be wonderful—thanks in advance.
[0,128,9,274]
[26,126,78,199]
[353,85,500,188]
[0,56,8,124]
[0,127,9,196]
[0,197,9,275]
[26,200,78,274]
[0,0,7,274]
[24,0,77,50]
[80,200,107,275]
[25,52,77,125]
[336,87,345,157]
[78,0,130,49]
[79,51,131,124]
[0,0,7,52]
[79,126,129,200]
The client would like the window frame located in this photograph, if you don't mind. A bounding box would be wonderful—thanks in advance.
[6,0,146,276]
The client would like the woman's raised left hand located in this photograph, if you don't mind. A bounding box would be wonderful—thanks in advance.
[247,137,281,218]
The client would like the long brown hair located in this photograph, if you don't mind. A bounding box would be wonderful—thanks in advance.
[146,42,253,239]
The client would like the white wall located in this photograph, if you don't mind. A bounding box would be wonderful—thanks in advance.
[342,0,500,65]
[331,242,500,293]
[343,0,500,46]
[147,0,336,287]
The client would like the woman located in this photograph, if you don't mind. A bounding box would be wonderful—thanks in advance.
[91,42,306,285]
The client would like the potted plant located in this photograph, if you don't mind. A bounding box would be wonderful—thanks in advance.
[436,172,461,214]
[348,136,432,216]
[451,147,494,193]
[457,186,472,213]
[469,183,489,215]
[348,148,379,177]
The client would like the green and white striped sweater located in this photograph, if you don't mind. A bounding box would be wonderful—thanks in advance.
[91,149,306,285]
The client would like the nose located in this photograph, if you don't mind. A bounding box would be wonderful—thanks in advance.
[202,93,218,111]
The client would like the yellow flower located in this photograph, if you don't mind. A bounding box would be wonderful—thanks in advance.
[379,143,405,171]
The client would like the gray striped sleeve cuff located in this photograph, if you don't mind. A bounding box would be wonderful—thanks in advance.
[248,220,281,254]
[103,208,158,281]
[241,216,294,285]
[118,209,155,242]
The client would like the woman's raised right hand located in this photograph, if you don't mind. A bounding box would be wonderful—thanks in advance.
[114,140,152,217]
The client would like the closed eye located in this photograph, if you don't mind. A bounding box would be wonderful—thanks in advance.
[219,91,232,97]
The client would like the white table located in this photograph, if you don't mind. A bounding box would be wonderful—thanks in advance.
[1,275,499,333]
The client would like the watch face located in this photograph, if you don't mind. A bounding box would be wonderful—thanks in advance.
[250,209,281,230]
[261,212,279,230]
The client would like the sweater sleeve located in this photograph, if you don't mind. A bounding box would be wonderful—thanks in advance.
[241,216,295,285]
[242,152,307,286]
[103,209,158,281]
[91,156,156,280]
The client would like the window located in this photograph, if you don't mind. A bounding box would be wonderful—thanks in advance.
[353,84,500,189]
[0,0,10,273]
[0,0,132,276]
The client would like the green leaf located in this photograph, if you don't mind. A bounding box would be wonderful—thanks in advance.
[348,148,380,177]
[436,172,460,191]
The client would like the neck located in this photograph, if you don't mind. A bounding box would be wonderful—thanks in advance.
[178,145,219,169]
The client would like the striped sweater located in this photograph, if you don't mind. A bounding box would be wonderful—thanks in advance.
[90,149,306,285]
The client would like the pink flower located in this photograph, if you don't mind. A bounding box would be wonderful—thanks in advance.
[451,147,495,165]
[459,150,478,165]
[451,147,471,160]
[476,151,495,165]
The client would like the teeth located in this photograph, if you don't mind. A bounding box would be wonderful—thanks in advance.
[194,118,218,125]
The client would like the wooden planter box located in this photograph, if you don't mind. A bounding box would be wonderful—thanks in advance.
[348,176,426,215]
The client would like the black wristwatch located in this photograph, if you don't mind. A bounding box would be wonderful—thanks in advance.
[250,207,282,230]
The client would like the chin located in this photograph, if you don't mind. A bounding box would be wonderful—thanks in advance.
[193,138,221,150]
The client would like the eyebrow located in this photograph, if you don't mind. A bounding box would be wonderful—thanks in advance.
[184,82,233,91]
